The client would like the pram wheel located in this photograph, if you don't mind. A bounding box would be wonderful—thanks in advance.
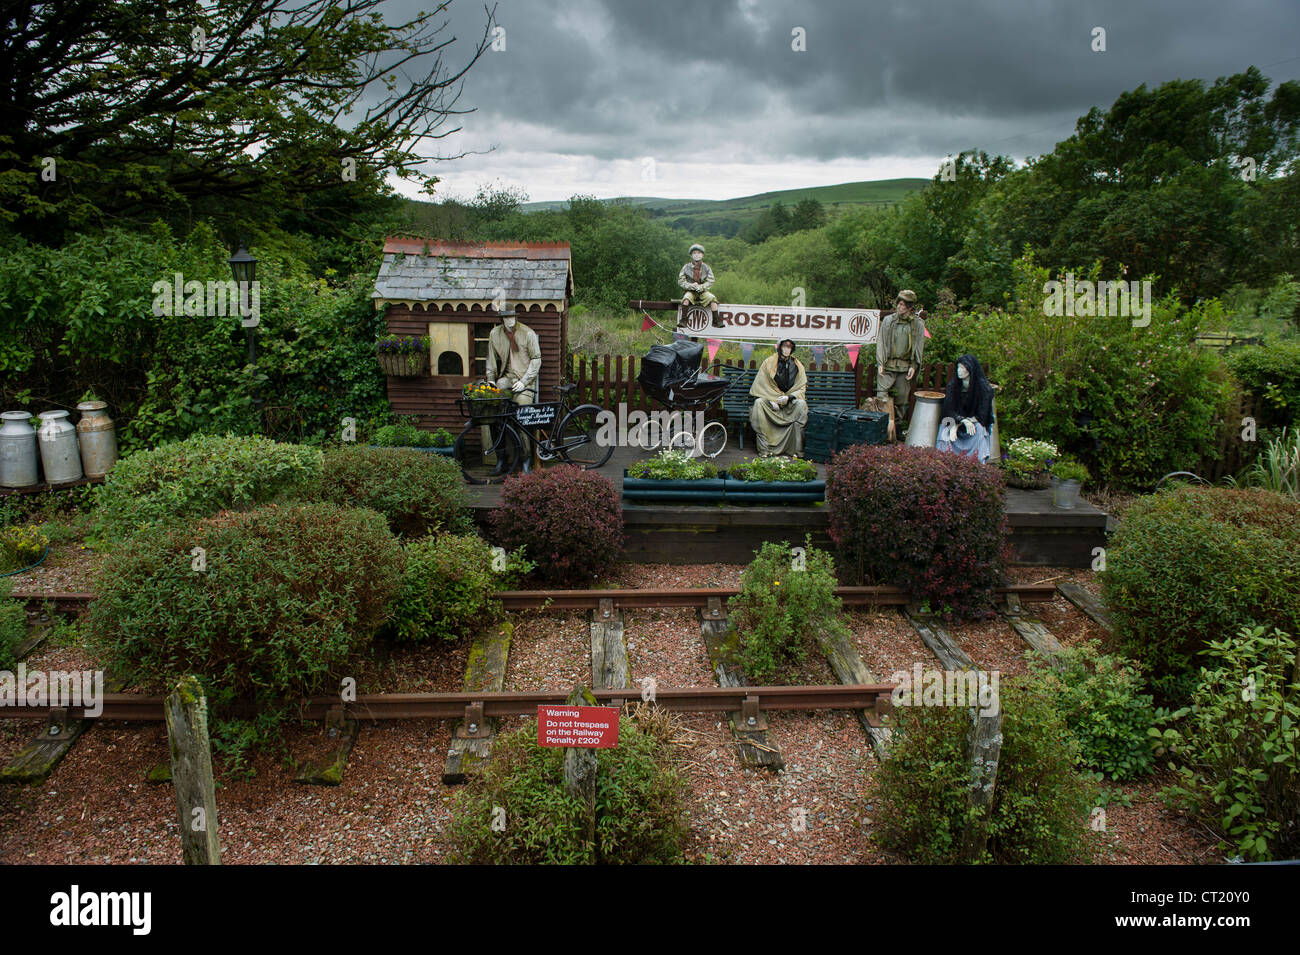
[698,421,727,458]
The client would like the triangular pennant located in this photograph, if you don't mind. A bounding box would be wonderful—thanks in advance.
[740,341,754,364]
[811,344,825,366]
[924,326,932,339]
[846,343,861,367]
[641,312,654,332]
[706,338,721,363]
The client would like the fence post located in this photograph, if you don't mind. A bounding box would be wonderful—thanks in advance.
[164,675,222,865]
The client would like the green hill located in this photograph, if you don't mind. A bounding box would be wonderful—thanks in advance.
[519,178,929,236]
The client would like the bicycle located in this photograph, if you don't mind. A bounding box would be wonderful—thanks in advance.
[453,381,614,484]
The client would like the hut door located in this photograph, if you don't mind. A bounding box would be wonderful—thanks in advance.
[429,322,471,377]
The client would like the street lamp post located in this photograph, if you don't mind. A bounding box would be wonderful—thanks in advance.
[228,245,260,413]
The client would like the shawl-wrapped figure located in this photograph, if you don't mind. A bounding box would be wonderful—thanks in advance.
[748,339,808,456]
[935,353,994,462]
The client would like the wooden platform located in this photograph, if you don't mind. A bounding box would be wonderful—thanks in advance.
[464,445,1108,567]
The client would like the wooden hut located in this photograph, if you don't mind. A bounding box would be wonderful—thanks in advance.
[372,237,573,432]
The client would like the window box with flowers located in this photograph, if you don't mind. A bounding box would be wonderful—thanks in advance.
[376,334,431,377]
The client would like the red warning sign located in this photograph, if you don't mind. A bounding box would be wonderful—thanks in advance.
[537,705,620,748]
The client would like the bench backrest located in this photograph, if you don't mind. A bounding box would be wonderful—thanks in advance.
[721,365,856,418]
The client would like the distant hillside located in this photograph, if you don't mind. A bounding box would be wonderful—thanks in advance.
[520,178,930,236]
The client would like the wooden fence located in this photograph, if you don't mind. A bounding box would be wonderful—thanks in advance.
[565,353,970,422]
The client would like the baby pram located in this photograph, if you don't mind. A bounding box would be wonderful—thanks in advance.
[636,341,730,456]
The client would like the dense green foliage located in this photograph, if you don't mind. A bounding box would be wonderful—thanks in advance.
[0,578,25,672]
[874,678,1099,864]
[727,538,850,683]
[1155,625,1300,862]
[1228,340,1300,431]
[449,714,690,864]
[87,503,402,707]
[388,534,532,643]
[0,223,392,449]
[727,456,818,482]
[372,423,453,448]
[929,257,1237,488]
[827,444,1008,615]
[313,446,471,538]
[92,433,322,540]
[491,465,624,585]
[1101,486,1300,701]
[1027,642,1157,780]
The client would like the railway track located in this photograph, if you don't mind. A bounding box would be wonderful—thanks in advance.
[11,583,1058,615]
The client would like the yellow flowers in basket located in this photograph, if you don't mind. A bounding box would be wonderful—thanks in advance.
[463,381,503,400]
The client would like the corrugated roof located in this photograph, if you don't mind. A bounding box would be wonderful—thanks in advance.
[373,237,572,303]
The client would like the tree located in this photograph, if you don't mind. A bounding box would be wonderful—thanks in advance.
[790,197,826,231]
[0,0,497,242]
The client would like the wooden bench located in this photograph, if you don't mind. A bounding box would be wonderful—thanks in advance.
[720,366,857,449]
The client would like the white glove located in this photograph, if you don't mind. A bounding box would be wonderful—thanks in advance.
[512,380,526,394]
[779,395,791,407]
[769,398,781,409]
[961,417,976,436]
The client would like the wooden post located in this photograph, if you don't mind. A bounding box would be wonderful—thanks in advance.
[164,675,222,865]
[562,685,599,859]
[961,704,1003,862]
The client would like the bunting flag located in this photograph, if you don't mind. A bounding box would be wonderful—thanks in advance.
[811,344,825,366]
[846,343,861,367]
[740,341,754,365]
[706,339,721,363]
[924,326,932,338]
[641,312,654,332]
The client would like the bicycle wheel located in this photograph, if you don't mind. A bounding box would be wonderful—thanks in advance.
[557,404,615,469]
[698,421,727,458]
[631,416,662,451]
[454,419,522,484]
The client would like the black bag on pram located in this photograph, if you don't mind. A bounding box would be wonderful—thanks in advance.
[637,340,703,393]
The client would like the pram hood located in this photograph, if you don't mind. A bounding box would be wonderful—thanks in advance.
[637,340,704,391]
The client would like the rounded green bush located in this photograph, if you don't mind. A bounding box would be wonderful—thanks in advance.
[449,714,690,864]
[1101,486,1300,701]
[315,446,472,538]
[728,536,850,683]
[1027,642,1156,781]
[389,534,532,642]
[87,502,402,706]
[92,433,322,540]
[873,677,1098,864]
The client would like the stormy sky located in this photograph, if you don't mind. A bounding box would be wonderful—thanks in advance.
[390,0,1300,203]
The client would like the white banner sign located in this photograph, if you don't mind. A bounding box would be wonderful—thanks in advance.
[676,303,881,343]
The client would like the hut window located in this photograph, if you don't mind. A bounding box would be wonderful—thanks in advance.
[473,323,493,377]
[437,351,464,375]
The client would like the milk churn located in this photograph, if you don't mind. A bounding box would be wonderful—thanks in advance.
[76,401,119,478]
[0,411,40,487]
[905,391,946,448]
[37,410,84,484]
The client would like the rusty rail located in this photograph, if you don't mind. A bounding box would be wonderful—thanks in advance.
[0,684,897,727]
[8,584,1056,616]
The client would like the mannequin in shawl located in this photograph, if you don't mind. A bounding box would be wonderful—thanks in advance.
[485,308,542,475]
[748,339,809,456]
[935,354,994,462]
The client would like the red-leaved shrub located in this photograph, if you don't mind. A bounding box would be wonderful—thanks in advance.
[490,465,624,585]
[826,444,1009,615]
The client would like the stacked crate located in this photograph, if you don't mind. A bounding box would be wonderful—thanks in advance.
[804,406,890,462]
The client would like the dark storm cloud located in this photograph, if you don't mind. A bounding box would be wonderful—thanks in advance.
[394,0,1300,196]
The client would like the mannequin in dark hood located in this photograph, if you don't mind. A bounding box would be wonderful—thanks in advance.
[936,354,994,462]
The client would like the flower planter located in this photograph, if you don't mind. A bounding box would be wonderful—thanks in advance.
[724,478,825,503]
[622,469,727,502]
[621,471,824,503]
[377,351,428,377]
[1051,476,1082,509]
[1003,468,1051,490]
